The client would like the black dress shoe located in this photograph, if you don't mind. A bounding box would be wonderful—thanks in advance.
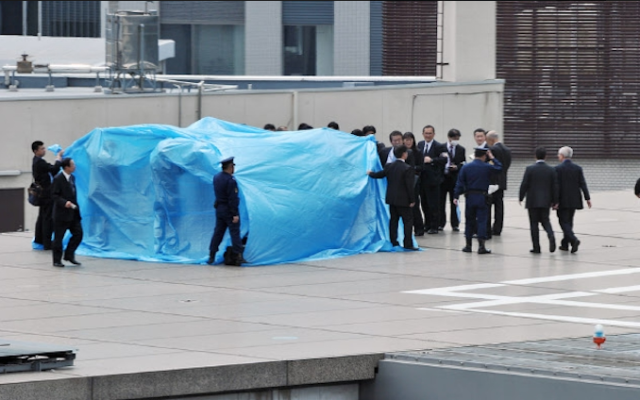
[571,240,580,253]
[427,229,439,234]
[415,232,425,237]
[63,257,82,266]
[452,227,460,232]
[530,249,541,254]
[559,245,569,251]
[549,239,556,253]
[53,262,65,268]
[438,226,444,231]
[404,246,419,251]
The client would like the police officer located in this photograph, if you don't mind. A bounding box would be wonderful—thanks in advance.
[207,157,245,266]
[453,147,502,254]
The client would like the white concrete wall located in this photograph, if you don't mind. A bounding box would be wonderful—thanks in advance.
[442,1,496,82]
[245,1,283,75]
[0,80,503,232]
[0,36,106,68]
[334,1,370,76]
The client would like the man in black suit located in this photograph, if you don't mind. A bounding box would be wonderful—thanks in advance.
[417,125,447,234]
[519,147,558,254]
[555,146,591,253]
[473,128,488,149]
[439,128,466,231]
[380,130,416,168]
[51,158,83,267]
[368,145,416,250]
[31,141,63,250]
[486,131,512,236]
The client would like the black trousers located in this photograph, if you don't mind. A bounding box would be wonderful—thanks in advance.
[389,204,414,248]
[557,208,577,246]
[420,182,440,231]
[488,189,505,235]
[439,175,459,229]
[209,207,242,256]
[52,217,83,263]
[34,199,54,249]
[528,208,554,251]
[412,178,424,234]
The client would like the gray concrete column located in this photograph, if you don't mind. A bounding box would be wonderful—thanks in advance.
[441,1,496,82]
[245,1,282,75]
[334,1,370,76]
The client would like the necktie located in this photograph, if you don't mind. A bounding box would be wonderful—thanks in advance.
[69,175,76,194]
[449,145,454,158]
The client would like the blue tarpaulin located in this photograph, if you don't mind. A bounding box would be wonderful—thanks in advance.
[59,117,413,266]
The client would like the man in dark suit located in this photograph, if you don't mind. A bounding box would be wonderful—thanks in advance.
[439,129,466,231]
[380,130,416,168]
[555,146,591,253]
[31,141,63,250]
[368,145,416,250]
[417,125,447,234]
[519,147,558,254]
[51,158,83,267]
[486,131,512,236]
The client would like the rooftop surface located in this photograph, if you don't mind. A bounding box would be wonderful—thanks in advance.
[0,189,639,398]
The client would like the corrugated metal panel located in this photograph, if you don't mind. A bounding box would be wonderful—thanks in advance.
[382,1,437,76]
[282,1,334,25]
[497,1,640,158]
[42,1,100,37]
[160,1,244,25]
[370,1,383,76]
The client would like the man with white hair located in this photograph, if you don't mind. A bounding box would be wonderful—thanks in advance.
[555,146,591,253]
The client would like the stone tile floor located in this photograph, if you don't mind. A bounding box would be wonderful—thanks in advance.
[0,189,639,384]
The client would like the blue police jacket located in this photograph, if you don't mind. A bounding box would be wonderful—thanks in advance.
[454,158,502,199]
[213,171,240,216]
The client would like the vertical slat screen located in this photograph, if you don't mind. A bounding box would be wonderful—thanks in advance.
[497,1,640,158]
[382,1,437,76]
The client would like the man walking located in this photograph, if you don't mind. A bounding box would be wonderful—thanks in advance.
[453,147,502,254]
[208,157,245,266]
[51,158,83,267]
[417,125,447,234]
[486,131,512,236]
[31,141,63,250]
[519,147,559,254]
[555,146,591,253]
[368,145,417,250]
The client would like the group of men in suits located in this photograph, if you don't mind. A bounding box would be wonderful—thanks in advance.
[374,126,512,238]
[519,146,591,254]
[31,141,84,268]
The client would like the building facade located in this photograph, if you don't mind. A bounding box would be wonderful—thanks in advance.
[158,1,438,77]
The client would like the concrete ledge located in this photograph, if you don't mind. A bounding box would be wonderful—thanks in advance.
[287,354,384,386]
[92,362,288,400]
[0,354,384,400]
[0,378,91,400]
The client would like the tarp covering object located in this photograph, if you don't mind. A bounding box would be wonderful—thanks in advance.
[62,117,409,266]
